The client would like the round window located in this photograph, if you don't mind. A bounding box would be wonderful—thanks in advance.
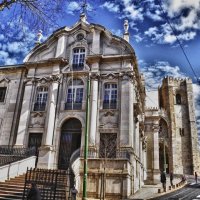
[76,33,84,41]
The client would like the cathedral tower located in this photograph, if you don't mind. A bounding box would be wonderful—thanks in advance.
[159,77,200,174]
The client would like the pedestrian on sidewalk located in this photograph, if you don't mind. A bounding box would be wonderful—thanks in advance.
[195,172,198,184]
[160,171,166,192]
[170,172,173,186]
[71,185,78,200]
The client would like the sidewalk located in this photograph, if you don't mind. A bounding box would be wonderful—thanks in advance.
[129,176,183,200]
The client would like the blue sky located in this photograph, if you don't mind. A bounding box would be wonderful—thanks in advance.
[0,0,200,136]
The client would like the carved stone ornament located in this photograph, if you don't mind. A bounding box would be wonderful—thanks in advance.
[142,136,147,150]
[30,112,45,127]
[32,112,44,117]
[101,73,118,80]
[104,110,114,117]
[0,77,10,83]
[99,111,118,128]
[90,72,100,80]
[119,71,135,80]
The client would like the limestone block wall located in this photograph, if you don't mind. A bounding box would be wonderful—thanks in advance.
[0,68,24,145]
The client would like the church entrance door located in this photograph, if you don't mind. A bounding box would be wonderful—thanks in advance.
[58,118,81,170]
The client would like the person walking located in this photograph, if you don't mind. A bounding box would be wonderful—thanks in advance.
[170,172,173,186]
[27,182,41,200]
[195,172,198,184]
[71,185,78,200]
[160,171,166,192]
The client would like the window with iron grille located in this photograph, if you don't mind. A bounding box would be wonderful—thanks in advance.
[72,48,85,70]
[65,79,84,110]
[99,133,117,158]
[0,87,6,102]
[103,83,117,109]
[34,87,48,111]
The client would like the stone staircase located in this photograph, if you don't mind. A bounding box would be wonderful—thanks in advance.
[0,174,25,199]
[0,169,69,200]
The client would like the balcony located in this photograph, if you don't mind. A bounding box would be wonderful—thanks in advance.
[65,102,82,110]
[72,63,84,71]
[33,103,46,111]
[103,101,117,109]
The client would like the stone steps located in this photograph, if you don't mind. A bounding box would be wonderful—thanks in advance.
[0,171,68,200]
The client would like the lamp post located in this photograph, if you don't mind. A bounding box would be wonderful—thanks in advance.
[82,74,91,200]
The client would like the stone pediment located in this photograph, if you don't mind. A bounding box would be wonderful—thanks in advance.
[0,77,10,83]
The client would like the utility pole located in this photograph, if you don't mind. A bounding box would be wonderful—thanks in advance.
[82,75,90,200]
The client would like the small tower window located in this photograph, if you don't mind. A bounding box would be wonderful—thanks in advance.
[176,94,181,104]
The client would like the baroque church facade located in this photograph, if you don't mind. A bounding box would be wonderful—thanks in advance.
[0,14,199,199]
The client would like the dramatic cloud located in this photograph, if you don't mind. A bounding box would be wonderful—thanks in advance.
[101,2,120,13]
[139,60,186,89]
[0,23,36,65]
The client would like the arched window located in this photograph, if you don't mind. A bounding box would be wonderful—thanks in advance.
[176,94,181,104]
[65,79,84,110]
[34,86,48,111]
[103,83,117,109]
[72,48,85,70]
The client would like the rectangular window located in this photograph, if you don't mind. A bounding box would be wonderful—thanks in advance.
[103,83,117,109]
[65,79,84,110]
[99,133,117,158]
[34,87,48,111]
[0,87,6,102]
[72,48,85,70]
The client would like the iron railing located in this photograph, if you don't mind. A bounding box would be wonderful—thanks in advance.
[103,101,117,109]
[23,168,72,200]
[33,103,46,111]
[0,146,36,166]
[65,102,82,110]
[80,149,130,160]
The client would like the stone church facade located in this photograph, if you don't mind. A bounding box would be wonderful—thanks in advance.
[0,15,199,199]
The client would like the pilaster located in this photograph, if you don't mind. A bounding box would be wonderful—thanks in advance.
[15,79,34,145]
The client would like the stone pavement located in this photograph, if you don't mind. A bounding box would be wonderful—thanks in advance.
[128,176,184,200]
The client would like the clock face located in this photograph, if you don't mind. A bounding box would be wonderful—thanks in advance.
[77,33,84,41]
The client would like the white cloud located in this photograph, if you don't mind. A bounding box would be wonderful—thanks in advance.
[123,0,144,21]
[67,2,80,15]
[101,2,120,13]
[0,34,4,41]
[5,58,17,65]
[145,23,197,44]
[140,60,186,89]
[111,29,122,37]
[134,34,143,43]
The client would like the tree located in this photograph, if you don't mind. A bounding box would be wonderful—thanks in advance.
[0,0,68,32]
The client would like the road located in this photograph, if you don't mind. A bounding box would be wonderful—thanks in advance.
[150,177,200,200]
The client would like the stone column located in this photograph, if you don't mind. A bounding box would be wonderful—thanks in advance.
[15,80,34,146]
[152,125,160,183]
[45,81,59,146]
[120,73,134,147]
[89,75,99,146]
[38,76,59,169]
